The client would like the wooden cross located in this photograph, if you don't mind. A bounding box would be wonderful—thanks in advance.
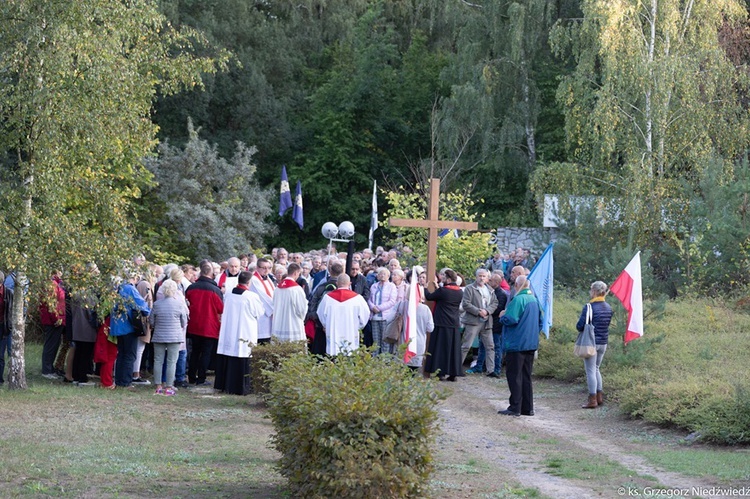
[389,178,478,291]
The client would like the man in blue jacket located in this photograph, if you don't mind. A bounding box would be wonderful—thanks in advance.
[498,275,542,417]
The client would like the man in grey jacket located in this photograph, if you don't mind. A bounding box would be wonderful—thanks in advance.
[460,268,499,377]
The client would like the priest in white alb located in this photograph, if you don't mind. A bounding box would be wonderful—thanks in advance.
[249,257,275,344]
[272,263,308,342]
[317,274,370,356]
[215,271,265,395]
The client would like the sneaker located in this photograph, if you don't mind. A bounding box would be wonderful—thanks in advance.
[163,388,176,396]
[176,380,189,388]
[195,380,212,387]
[464,367,481,374]
[154,387,164,395]
[486,372,500,379]
[132,378,151,385]
[41,373,60,380]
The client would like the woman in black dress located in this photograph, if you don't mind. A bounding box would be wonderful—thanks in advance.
[424,269,463,381]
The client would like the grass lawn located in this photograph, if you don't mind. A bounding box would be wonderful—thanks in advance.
[0,344,285,498]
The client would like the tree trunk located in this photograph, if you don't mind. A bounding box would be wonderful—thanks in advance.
[644,0,657,178]
[8,271,27,389]
[10,147,34,390]
[523,80,537,168]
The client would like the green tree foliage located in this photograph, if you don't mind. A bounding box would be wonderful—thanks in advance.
[158,1,576,248]
[384,185,490,277]
[141,120,276,262]
[678,156,750,294]
[0,0,228,389]
[548,0,750,242]
[428,0,572,228]
[530,0,750,295]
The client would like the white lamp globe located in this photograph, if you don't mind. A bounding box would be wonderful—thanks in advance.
[338,221,355,239]
[321,222,339,239]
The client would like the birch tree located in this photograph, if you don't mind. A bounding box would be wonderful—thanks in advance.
[0,0,228,389]
[548,0,749,237]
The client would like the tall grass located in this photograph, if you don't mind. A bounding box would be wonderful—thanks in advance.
[536,292,750,444]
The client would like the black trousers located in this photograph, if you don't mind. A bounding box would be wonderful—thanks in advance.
[42,325,64,374]
[72,341,95,383]
[187,335,217,383]
[362,321,373,348]
[310,323,326,356]
[505,350,535,415]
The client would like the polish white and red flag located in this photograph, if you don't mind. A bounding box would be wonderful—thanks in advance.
[403,267,419,364]
[610,251,644,344]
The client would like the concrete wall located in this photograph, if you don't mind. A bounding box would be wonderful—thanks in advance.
[492,227,558,258]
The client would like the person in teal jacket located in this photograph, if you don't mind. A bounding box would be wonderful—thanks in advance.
[498,275,542,417]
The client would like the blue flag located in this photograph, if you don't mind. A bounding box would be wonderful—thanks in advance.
[293,180,304,229]
[279,165,293,216]
[528,242,554,338]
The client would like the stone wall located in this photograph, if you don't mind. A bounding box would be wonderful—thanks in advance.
[492,227,558,258]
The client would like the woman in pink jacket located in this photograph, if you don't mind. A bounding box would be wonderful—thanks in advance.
[367,268,398,355]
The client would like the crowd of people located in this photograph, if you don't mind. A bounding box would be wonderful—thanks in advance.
[0,243,611,413]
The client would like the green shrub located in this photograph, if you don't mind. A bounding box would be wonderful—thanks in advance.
[250,340,307,394]
[545,293,750,444]
[535,328,582,382]
[265,349,445,498]
[674,385,750,445]
[619,379,713,425]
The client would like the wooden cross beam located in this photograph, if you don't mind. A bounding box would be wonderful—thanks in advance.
[389,178,478,291]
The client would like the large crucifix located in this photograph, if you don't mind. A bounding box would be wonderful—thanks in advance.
[388,178,478,291]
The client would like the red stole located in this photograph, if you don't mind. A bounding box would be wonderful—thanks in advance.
[253,272,274,297]
[277,278,300,289]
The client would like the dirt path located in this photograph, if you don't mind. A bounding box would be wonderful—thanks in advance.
[429,375,746,498]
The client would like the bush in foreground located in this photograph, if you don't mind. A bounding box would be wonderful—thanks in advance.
[250,340,307,394]
[265,349,444,498]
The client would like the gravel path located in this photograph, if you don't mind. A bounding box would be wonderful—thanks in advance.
[429,375,744,498]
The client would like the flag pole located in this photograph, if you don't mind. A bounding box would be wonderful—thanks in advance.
[368,180,377,251]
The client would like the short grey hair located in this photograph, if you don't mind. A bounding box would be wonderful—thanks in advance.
[161,279,178,298]
[515,275,529,290]
[475,268,489,277]
[590,281,608,296]
[376,267,390,280]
